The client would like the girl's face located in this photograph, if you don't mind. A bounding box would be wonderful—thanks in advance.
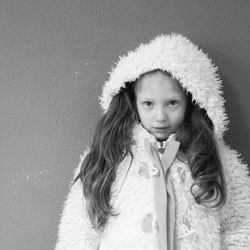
[135,71,187,141]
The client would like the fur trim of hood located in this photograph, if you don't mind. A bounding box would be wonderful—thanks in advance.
[100,33,229,139]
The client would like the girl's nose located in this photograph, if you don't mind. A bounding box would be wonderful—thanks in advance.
[155,106,167,122]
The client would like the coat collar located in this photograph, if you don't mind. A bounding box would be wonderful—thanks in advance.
[131,122,176,151]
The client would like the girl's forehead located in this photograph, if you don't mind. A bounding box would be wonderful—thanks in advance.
[135,71,185,96]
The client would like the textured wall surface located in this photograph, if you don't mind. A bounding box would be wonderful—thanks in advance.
[1,0,250,249]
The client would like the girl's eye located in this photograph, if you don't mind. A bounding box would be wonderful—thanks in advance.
[168,100,178,106]
[143,101,153,107]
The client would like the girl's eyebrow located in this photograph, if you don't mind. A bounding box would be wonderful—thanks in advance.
[138,95,181,100]
[138,97,154,100]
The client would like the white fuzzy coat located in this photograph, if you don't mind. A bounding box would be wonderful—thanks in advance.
[55,125,250,250]
[55,34,250,249]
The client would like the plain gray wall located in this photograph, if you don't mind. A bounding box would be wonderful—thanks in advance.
[1,0,250,249]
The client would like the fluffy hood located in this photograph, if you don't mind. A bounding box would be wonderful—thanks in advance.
[100,33,228,139]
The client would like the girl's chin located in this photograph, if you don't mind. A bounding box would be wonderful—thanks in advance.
[153,133,169,142]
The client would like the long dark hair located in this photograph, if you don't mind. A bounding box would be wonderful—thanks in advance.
[74,74,226,230]
[176,92,226,208]
[73,83,138,230]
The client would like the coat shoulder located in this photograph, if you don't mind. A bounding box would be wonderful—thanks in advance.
[217,140,249,180]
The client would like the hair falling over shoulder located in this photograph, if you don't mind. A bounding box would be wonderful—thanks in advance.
[74,84,226,231]
[176,93,226,209]
[73,84,138,230]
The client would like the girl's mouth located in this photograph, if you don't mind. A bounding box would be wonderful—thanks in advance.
[153,127,169,130]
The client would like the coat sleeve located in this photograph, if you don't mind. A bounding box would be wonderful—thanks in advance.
[219,141,250,249]
[55,150,100,250]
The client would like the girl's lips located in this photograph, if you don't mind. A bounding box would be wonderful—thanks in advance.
[153,127,169,130]
[153,127,170,133]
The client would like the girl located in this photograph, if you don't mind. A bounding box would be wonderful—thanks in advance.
[55,34,250,250]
